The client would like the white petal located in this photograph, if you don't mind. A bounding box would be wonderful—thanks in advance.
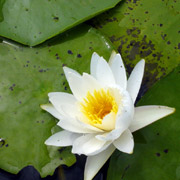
[109,87,123,107]
[63,66,81,79]
[77,118,104,133]
[88,142,112,156]
[96,127,125,141]
[113,129,134,154]
[96,57,116,86]
[84,145,116,180]
[40,104,63,120]
[57,117,103,134]
[94,112,116,131]
[129,106,175,132]
[109,53,127,89]
[90,52,100,78]
[63,68,84,101]
[82,73,102,94]
[101,112,116,130]
[72,134,109,156]
[57,118,88,133]
[45,130,80,146]
[48,92,76,102]
[48,92,77,117]
[60,104,80,118]
[115,91,134,130]
[108,50,117,64]
[127,59,145,103]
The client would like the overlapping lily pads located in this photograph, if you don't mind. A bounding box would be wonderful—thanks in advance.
[107,66,180,180]
[0,0,122,46]
[90,0,180,90]
[0,25,114,177]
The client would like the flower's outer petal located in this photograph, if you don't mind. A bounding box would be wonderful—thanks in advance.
[63,67,85,101]
[129,106,175,132]
[84,145,116,180]
[96,57,116,86]
[108,50,117,64]
[96,127,125,141]
[109,53,127,89]
[113,129,134,154]
[57,117,103,134]
[87,142,112,156]
[40,104,63,120]
[127,59,145,103]
[57,118,88,133]
[90,52,100,78]
[115,91,134,130]
[60,104,80,118]
[48,92,76,103]
[45,130,80,146]
[48,92,77,116]
[115,108,133,131]
[72,134,109,156]
[63,66,81,79]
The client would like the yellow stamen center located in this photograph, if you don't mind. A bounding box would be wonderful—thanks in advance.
[80,89,118,125]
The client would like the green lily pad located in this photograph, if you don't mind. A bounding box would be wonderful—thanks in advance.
[0,25,114,177]
[0,0,5,22]
[107,66,180,180]
[90,0,180,89]
[0,0,122,46]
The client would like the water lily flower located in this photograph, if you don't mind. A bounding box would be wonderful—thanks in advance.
[41,51,175,180]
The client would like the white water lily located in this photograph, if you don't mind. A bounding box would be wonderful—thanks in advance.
[41,51,175,180]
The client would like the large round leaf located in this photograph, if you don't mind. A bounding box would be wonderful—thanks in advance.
[107,66,180,180]
[0,0,122,46]
[90,0,180,90]
[0,25,114,177]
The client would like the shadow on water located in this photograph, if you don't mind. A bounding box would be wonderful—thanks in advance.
[0,154,110,180]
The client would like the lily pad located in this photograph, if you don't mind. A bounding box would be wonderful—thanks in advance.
[0,25,114,177]
[0,0,122,46]
[0,0,5,22]
[107,66,180,180]
[90,0,180,90]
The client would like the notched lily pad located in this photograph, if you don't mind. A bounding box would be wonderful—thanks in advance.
[0,25,114,177]
[0,0,122,46]
[107,66,180,180]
